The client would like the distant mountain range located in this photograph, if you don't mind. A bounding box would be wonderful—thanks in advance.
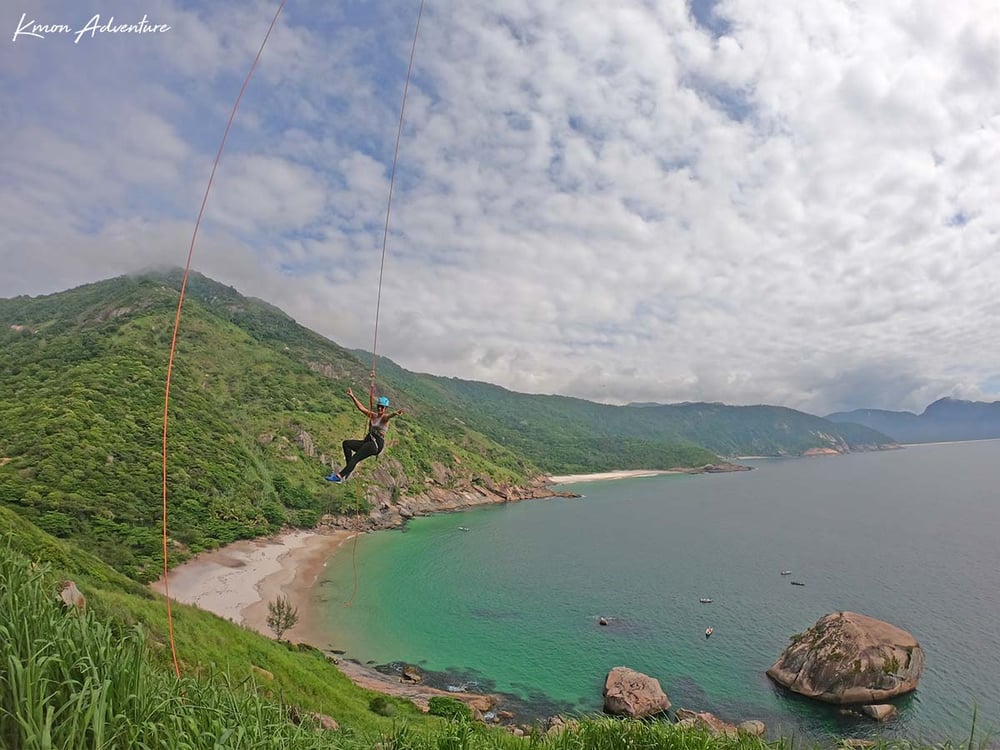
[826,398,1000,444]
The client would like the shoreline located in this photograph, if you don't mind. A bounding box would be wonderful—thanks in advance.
[151,524,504,712]
[150,527,357,642]
[548,462,752,485]
[150,464,748,710]
[154,465,749,638]
[547,469,680,484]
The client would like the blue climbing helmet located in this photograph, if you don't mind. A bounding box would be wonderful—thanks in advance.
[376,396,390,408]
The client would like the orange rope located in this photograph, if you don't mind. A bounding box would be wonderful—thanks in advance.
[161,0,287,679]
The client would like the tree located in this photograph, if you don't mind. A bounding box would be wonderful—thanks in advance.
[266,595,299,640]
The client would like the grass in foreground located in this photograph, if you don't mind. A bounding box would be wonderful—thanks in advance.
[0,539,787,750]
[0,521,993,750]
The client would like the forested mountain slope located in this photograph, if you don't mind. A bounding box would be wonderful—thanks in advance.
[1,270,893,580]
[367,356,896,467]
[0,271,536,579]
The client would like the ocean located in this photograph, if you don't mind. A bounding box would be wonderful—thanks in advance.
[311,440,1000,745]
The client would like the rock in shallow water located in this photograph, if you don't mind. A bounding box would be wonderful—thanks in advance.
[860,704,898,721]
[603,667,671,718]
[738,719,766,736]
[766,611,924,704]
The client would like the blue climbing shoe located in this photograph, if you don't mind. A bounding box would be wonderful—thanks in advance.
[325,473,342,483]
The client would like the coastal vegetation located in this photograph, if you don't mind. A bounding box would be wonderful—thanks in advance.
[1,519,991,749]
[0,530,423,749]
[1,270,892,580]
[428,696,476,722]
[5,271,979,750]
[0,271,535,580]
[365,354,896,470]
[267,595,300,640]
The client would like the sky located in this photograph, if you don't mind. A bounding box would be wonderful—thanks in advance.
[2,0,999,416]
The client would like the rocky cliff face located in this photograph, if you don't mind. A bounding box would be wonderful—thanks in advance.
[318,458,760,533]
[766,611,924,704]
[320,458,577,533]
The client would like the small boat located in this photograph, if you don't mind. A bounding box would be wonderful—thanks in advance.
[458,526,470,531]
[705,626,714,638]
[790,581,805,586]
[598,616,609,626]
[781,570,792,575]
[699,598,713,604]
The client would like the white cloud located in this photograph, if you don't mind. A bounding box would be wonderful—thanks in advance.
[2,0,999,415]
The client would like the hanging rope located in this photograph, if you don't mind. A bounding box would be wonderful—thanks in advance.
[344,0,426,608]
[371,0,425,382]
[161,0,287,679]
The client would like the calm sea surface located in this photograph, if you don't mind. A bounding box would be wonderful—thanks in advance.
[312,441,1000,746]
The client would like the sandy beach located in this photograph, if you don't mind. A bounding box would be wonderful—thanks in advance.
[547,469,678,484]
[149,467,741,712]
[151,527,357,643]
[151,468,713,637]
[151,475,655,630]
[151,524,501,711]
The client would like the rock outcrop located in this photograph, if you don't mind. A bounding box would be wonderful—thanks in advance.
[321,460,580,535]
[400,664,424,683]
[58,581,87,613]
[738,719,766,736]
[603,667,671,718]
[544,715,579,736]
[766,611,924,704]
[334,658,496,715]
[860,704,898,721]
[675,709,738,736]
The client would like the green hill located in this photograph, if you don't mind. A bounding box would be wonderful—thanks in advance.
[0,271,537,580]
[0,271,967,750]
[1,270,893,580]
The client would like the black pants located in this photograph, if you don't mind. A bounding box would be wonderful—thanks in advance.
[341,434,383,479]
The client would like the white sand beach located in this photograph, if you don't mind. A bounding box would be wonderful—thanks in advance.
[150,527,356,642]
[150,525,501,709]
[547,469,678,484]
[150,473,685,632]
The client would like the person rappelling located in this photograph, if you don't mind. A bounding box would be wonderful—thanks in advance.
[326,387,404,483]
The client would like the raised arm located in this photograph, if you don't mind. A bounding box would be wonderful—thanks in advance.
[346,388,374,418]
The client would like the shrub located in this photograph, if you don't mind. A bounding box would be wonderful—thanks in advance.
[369,695,395,717]
[883,656,901,674]
[427,696,473,722]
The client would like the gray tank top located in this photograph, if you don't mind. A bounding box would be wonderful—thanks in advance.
[368,413,390,440]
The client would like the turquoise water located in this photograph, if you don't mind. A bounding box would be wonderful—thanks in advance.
[312,441,1000,745]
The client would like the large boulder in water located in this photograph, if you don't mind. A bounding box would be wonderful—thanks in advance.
[766,611,924,704]
[603,667,671,717]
